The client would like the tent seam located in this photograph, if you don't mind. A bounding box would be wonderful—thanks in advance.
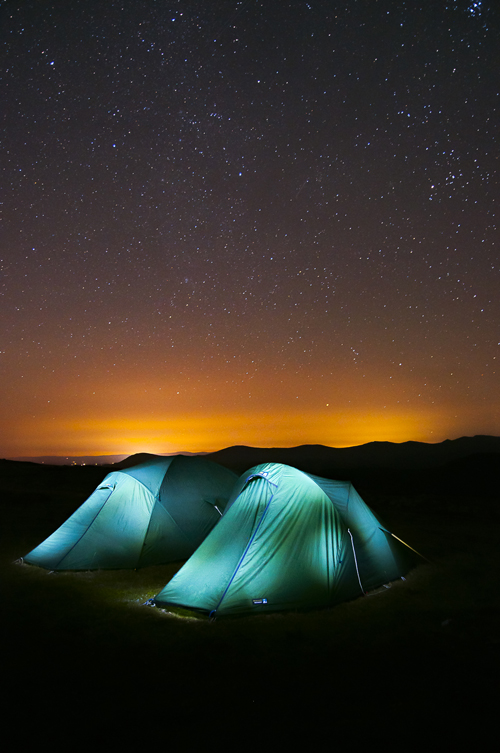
[210,479,276,618]
[56,485,115,568]
[139,495,195,565]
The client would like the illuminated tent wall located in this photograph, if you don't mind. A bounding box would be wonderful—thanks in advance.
[24,455,237,570]
[154,463,419,617]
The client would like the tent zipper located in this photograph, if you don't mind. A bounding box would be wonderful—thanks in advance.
[210,487,277,619]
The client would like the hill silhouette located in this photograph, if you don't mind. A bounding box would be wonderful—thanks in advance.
[3,436,499,502]
[205,435,500,475]
[8,435,500,472]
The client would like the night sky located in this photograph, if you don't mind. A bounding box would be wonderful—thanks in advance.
[1,0,499,458]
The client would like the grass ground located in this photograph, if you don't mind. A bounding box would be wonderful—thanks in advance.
[1,463,498,745]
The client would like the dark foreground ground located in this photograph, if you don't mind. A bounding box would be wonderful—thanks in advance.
[1,459,499,745]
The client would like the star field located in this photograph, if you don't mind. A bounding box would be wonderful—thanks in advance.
[1,0,499,456]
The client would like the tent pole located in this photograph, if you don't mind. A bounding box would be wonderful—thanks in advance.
[348,529,365,595]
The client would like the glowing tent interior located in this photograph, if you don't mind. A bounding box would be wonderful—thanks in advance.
[24,455,237,570]
[154,462,420,617]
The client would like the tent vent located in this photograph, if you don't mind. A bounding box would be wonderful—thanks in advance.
[252,598,268,605]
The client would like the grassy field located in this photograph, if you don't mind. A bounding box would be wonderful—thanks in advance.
[1,461,498,745]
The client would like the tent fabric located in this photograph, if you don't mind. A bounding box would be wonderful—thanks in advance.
[154,463,418,617]
[24,455,237,570]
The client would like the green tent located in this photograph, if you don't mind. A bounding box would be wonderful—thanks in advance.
[154,463,420,617]
[24,455,237,570]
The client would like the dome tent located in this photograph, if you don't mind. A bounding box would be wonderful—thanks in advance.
[24,455,237,570]
[154,462,420,617]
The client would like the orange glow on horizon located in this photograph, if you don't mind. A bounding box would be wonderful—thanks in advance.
[3,404,486,457]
